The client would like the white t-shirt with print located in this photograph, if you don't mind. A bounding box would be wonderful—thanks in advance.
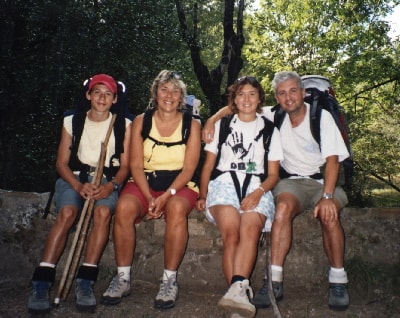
[262,103,349,176]
[204,113,283,182]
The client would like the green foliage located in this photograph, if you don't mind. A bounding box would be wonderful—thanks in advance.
[241,0,400,205]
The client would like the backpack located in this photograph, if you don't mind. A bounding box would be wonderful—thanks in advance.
[211,114,275,201]
[183,95,203,124]
[67,78,134,183]
[272,76,354,191]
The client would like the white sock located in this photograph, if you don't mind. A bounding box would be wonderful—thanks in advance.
[82,263,97,267]
[163,269,177,281]
[117,266,131,281]
[329,267,348,284]
[39,262,55,268]
[271,265,283,282]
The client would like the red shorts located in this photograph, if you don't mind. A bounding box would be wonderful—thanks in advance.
[120,181,198,222]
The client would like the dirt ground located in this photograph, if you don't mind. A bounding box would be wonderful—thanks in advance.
[1,192,399,318]
[1,276,399,318]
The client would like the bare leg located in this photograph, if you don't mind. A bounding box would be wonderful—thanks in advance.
[321,199,345,268]
[113,194,142,266]
[209,205,240,284]
[233,212,265,278]
[270,193,301,266]
[83,205,112,264]
[41,205,78,264]
[163,197,191,271]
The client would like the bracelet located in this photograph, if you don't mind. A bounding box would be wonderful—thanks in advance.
[256,186,265,193]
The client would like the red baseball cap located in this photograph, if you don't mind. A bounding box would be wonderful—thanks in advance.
[88,74,117,93]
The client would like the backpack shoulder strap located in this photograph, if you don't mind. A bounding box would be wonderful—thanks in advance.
[181,111,192,144]
[141,108,155,140]
[258,116,275,179]
[272,104,286,129]
[308,89,323,149]
[211,114,234,179]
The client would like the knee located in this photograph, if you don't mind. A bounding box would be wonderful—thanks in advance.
[114,198,140,226]
[93,206,111,224]
[321,218,342,232]
[221,229,240,247]
[57,207,78,225]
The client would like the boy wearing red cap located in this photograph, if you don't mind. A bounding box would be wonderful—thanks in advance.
[27,74,131,313]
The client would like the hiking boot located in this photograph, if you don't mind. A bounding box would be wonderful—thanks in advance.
[328,283,349,311]
[75,278,96,312]
[154,275,179,309]
[101,274,131,305]
[27,281,52,314]
[218,279,256,318]
[251,279,283,309]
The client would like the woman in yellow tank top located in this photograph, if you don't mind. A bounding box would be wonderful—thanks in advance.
[102,70,201,310]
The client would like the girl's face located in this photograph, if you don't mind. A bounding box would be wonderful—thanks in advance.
[234,84,260,115]
[156,81,181,111]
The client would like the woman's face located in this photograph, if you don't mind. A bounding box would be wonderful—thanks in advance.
[234,83,260,115]
[156,81,181,111]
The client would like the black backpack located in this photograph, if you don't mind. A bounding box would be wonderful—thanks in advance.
[272,84,354,191]
[211,114,275,201]
[66,78,134,183]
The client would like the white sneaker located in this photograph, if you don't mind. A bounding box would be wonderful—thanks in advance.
[218,279,256,318]
[154,274,178,309]
[101,274,131,305]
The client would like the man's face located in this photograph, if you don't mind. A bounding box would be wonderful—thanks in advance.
[275,78,305,115]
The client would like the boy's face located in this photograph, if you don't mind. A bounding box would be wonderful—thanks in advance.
[86,83,117,112]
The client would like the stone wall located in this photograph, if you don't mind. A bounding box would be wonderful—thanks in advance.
[0,189,399,294]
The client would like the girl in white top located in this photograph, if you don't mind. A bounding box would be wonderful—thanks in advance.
[196,76,283,317]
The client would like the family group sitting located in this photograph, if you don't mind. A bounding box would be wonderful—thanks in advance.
[28,70,350,318]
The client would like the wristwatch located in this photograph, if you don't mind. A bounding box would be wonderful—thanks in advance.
[322,192,333,199]
[169,188,176,196]
[111,180,120,192]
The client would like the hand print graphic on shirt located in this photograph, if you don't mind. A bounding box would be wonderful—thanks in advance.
[227,131,253,160]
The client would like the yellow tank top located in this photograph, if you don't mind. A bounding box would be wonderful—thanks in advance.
[143,115,198,192]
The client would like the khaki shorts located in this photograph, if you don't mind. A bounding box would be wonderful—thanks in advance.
[272,178,348,212]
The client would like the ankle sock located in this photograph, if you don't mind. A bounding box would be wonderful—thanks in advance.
[32,266,56,283]
[271,265,283,282]
[231,275,246,284]
[329,267,348,284]
[76,265,99,282]
[39,262,56,268]
[117,266,131,281]
[163,269,177,281]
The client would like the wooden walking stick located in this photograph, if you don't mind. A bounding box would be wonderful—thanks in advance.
[54,114,117,306]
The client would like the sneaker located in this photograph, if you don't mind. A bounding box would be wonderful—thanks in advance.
[101,274,131,305]
[251,279,283,309]
[154,275,179,309]
[218,279,256,318]
[27,281,52,314]
[328,283,349,311]
[75,278,96,312]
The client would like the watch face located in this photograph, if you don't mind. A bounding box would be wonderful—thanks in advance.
[170,188,176,195]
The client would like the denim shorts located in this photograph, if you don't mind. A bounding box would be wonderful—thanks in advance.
[54,176,118,213]
[205,173,275,232]
[272,178,348,211]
